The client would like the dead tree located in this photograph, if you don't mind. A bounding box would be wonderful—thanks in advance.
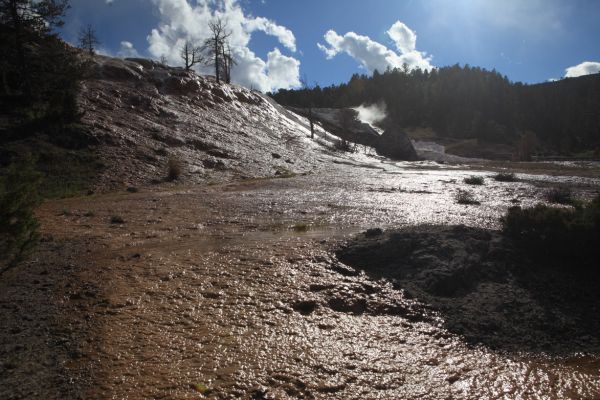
[300,74,315,139]
[220,42,236,84]
[78,24,99,56]
[180,39,202,71]
[203,17,231,84]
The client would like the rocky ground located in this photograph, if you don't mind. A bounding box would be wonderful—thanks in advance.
[78,56,344,192]
[2,160,600,399]
[2,55,600,399]
[338,225,600,354]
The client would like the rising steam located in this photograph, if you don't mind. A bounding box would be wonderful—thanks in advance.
[353,102,387,127]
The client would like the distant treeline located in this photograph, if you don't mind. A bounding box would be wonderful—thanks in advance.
[271,65,600,154]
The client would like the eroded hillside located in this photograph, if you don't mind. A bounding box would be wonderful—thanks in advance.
[80,56,341,191]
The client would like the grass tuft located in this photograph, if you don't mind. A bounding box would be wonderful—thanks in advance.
[493,172,517,182]
[464,175,485,185]
[544,186,574,205]
[110,215,125,224]
[502,195,600,269]
[455,190,481,205]
[166,157,183,181]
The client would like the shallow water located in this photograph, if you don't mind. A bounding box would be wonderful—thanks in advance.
[3,160,599,399]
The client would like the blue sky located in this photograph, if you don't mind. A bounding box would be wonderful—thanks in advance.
[60,0,600,91]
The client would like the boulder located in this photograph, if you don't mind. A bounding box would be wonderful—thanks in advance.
[162,76,202,96]
[94,58,143,81]
[376,127,419,161]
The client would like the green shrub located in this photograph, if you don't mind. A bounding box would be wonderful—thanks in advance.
[493,172,517,182]
[0,157,42,273]
[502,195,600,268]
[464,175,484,185]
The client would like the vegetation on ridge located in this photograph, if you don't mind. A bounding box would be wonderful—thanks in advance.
[272,65,600,155]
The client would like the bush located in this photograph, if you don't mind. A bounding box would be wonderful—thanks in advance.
[464,175,484,185]
[502,195,600,268]
[544,186,573,205]
[166,157,183,181]
[455,190,480,205]
[493,172,517,182]
[334,139,354,152]
[0,157,42,273]
[110,215,125,224]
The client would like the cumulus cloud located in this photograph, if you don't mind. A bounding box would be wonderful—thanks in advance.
[146,0,300,92]
[117,41,139,58]
[317,21,433,74]
[564,61,600,78]
[387,21,416,54]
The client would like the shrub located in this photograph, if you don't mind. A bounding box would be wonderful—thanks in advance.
[493,172,517,182]
[166,157,183,181]
[544,186,573,205]
[0,157,42,273]
[502,195,600,269]
[334,139,354,152]
[110,215,125,224]
[455,190,480,205]
[464,176,484,185]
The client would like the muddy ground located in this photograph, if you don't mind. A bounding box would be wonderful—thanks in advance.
[1,160,600,399]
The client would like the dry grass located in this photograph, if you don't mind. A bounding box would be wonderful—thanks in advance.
[166,157,183,181]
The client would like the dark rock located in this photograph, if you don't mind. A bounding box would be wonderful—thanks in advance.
[330,263,359,277]
[162,76,201,96]
[206,148,231,159]
[292,300,319,315]
[328,297,367,314]
[376,127,419,161]
[202,158,226,170]
[95,58,143,81]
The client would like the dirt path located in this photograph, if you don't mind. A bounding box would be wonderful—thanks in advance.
[2,165,599,399]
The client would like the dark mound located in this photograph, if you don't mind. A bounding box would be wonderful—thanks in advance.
[336,225,600,354]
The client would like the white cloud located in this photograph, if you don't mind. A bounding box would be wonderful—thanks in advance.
[564,61,600,78]
[386,21,416,54]
[244,17,296,52]
[317,21,433,74]
[117,41,139,58]
[146,0,300,92]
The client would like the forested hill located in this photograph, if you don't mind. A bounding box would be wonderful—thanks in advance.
[271,66,600,155]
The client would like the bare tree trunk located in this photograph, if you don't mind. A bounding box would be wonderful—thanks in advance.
[308,106,314,139]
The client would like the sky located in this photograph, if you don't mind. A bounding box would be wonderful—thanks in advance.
[59,0,600,92]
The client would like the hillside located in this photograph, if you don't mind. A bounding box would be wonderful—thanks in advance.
[2,54,600,399]
[78,56,346,192]
[272,66,600,157]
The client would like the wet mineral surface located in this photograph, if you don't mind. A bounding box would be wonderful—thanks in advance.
[1,160,599,399]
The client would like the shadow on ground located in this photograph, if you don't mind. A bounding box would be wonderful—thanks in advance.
[335,225,600,355]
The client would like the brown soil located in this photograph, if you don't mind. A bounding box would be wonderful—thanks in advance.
[2,167,599,399]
